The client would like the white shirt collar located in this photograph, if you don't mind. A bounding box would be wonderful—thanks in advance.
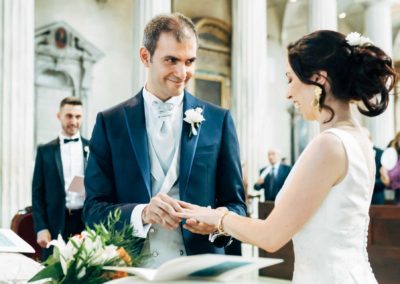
[142,85,184,111]
[271,163,280,170]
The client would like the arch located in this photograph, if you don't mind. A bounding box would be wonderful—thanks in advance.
[189,17,231,108]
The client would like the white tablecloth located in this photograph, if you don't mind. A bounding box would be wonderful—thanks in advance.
[105,275,290,284]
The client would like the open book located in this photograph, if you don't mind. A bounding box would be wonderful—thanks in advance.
[104,254,282,282]
[0,228,35,253]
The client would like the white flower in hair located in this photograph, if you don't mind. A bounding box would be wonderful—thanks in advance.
[346,32,373,47]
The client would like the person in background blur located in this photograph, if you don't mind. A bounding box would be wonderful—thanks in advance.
[32,97,89,260]
[254,148,291,201]
[380,132,400,205]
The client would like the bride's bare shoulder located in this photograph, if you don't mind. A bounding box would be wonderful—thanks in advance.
[306,131,346,160]
[291,131,347,186]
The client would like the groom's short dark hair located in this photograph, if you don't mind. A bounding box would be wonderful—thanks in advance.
[143,13,198,57]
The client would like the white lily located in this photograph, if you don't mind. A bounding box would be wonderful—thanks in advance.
[47,234,74,275]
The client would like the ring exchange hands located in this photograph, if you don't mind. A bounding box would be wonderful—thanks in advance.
[142,193,183,230]
[142,194,227,235]
[174,201,227,235]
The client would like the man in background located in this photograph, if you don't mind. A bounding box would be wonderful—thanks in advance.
[254,148,291,201]
[32,97,89,260]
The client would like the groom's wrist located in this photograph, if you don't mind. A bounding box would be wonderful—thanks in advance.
[141,206,149,224]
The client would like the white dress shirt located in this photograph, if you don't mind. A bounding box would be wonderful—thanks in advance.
[59,131,85,210]
[131,87,184,238]
[260,163,280,179]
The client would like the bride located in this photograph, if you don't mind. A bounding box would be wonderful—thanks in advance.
[175,30,397,283]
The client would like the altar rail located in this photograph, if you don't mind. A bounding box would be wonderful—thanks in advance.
[258,202,400,284]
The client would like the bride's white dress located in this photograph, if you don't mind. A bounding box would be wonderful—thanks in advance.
[277,128,377,283]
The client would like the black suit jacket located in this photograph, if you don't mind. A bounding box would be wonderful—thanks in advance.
[254,164,291,201]
[32,137,89,238]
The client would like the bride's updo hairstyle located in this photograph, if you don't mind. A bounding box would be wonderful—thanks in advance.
[288,30,397,121]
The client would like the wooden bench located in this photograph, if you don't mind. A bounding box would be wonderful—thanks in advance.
[258,202,400,284]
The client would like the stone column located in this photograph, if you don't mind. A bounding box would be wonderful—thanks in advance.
[307,0,338,141]
[0,0,34,227]
[231,0,268,188]
[364,0,394,148]
[132,0,171,92]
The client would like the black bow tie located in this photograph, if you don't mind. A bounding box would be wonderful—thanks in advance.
[64,137,79,144]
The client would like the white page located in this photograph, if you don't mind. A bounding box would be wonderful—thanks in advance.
[0,229,35,253]
[68,175,85,195]
[104,254,283,282]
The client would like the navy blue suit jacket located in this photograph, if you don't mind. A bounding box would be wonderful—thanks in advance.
[254,164,291,201]
[32,137,89,237]
[83,90,246,255]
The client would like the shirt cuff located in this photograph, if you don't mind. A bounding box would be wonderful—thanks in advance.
[131,204,151,238]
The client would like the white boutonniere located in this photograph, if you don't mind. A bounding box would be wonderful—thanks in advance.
[345,32,373,47]
[183,107,205,138]
[84,145,90,160]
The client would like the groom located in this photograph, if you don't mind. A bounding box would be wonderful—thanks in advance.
[83,13,246,267]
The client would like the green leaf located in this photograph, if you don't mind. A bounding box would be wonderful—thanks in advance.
[28,262,63,282]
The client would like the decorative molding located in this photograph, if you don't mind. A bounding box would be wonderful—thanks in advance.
[194,17,231,54]
[35,21,104,62]
[35,21,104,139]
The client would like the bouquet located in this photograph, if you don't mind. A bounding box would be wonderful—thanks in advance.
[29,209,147,283]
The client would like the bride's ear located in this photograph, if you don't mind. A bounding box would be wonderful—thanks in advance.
[312,71,328,86]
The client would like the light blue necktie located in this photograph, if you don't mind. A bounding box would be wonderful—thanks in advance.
[153,102,175,174]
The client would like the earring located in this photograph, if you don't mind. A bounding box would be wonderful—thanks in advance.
[312,86,322,109]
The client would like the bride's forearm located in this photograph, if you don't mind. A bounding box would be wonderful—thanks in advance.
[223,212,288,253]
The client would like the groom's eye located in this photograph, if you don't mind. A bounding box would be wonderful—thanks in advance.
[165,56,178,64]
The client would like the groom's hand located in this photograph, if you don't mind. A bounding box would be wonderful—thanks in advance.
[142,193,183,230]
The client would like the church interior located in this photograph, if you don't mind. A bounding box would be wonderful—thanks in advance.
[1,0,400,282]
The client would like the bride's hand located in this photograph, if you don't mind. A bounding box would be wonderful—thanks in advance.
[175,200,225,228]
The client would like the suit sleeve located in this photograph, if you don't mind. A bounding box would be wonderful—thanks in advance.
[32,146,48,234]
[215,111,247,217]
[83,113,138,229]
[253,168,266,190]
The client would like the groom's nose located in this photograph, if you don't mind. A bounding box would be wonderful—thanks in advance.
[173,63,186,79]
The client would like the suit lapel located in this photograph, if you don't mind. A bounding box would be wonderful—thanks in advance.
[82,138,89,170]
[124,91,151,197]
[54,139,65,187]
[179,92,205,196]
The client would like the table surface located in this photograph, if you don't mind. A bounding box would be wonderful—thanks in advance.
[0,253,291,284]
[105,275,290,284]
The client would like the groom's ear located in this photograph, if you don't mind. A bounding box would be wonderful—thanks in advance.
[140,47,151,67]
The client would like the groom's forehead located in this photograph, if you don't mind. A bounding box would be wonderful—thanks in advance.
[154,33,197,56]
